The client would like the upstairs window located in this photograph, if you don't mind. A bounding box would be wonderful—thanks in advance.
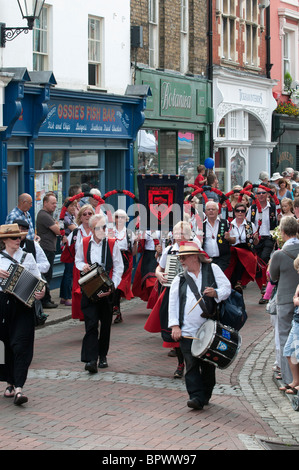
[33,5,48,71]
[149,0,159,68]
[88,17,102,87]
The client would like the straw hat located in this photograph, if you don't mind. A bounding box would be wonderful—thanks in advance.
[0,223,28,239]
[177,241,209,258]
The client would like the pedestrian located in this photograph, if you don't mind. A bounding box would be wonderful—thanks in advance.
[59,198,78,306]
[111,209,137,323]
[36,193,61,308]
[5,193,35,240]
[168,241,231,410]
[0,223,45,405]
[202,201,235,272]
[194,164,206,187]
[75,214,124,373]
[269,216,299,386]
[277,178,293,202]
[279,254,299,394]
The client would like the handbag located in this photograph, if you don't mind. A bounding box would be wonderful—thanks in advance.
[266,285,277,315]
[60,228,78,263]
[218,289,247,331]
[60,242,75,263]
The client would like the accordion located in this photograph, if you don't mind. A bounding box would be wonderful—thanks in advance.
[78,263,114,302]
[0,263,46,307]
[164,254,183,287]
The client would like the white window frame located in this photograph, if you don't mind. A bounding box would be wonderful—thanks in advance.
[88,16,103,88]
[33,5,49,71]
[180,0,189,73]
[220,0,236,61]
[244,0,259,67]
[149,0,159,68]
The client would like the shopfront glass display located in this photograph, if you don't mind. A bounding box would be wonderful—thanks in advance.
[34,149,103,220]
[178,131,197,185]
[137,129,159,174]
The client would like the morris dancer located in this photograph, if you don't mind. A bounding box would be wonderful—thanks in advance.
[112,209,137,323]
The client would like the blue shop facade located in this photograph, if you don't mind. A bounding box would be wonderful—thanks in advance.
[1,69,147,221]
[0,68,148,284]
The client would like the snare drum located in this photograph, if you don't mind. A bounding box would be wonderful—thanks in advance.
[191,320,241,369]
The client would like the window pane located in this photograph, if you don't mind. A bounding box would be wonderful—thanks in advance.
[178,131,197,185]
[137,130,159,174]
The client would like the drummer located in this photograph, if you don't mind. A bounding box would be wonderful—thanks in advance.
[168,241,231,410]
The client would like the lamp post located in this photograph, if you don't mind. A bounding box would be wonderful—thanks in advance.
[0,0,45,47]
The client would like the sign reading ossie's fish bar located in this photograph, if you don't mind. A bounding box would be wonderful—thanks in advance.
[39,99,133,138]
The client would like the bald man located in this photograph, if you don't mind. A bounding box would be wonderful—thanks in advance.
[5,193,35,240]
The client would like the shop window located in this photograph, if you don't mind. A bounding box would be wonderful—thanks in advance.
[214,148,226,192]
[217,117,226,138]
[178,131,198,185]
[33,5,49,71]
[137,129,159,174]
[34,149,104,220]
[160,131,177,174]
[231,152,246,187]
[88,16,102,87]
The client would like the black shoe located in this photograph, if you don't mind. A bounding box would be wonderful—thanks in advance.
[42,302,58,308]
[187,398,203,410]
[99,356,108,368]
[85,361,98,373]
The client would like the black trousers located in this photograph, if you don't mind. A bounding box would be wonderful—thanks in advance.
[0,293,35,388]
[81,293,113,363]
[254,236,274,281]
[180,337,216,405]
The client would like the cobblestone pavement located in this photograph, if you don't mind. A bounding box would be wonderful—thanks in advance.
[0,283,299,451]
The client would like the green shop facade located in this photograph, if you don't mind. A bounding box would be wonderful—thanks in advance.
[134,69,213,187]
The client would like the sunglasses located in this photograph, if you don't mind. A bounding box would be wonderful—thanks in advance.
[257,191,267,195]
[82,212,93,216]
[235,209,246,213]
[94,225,107,231]
[8,236,22,240]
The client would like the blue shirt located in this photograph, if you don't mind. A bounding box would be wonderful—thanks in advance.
[5,207,35,240]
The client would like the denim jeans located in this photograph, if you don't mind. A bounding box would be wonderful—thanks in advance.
[60,262,74,299]
[180,337,216,405]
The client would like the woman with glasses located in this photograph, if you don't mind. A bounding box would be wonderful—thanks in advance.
[0,224,45,406]
[225,202,259,293]
[70,204,95,321]
[111,209,137,323]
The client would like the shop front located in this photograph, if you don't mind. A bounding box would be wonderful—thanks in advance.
[213,66,277,192]
[0,70,148,222]
[134,69,213,188]
[272,114,299,174]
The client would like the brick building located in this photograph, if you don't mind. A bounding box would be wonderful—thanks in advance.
[131,0,213,186]
[212,0,277,190]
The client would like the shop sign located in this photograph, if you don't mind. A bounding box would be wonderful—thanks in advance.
[160,79,192,118]
[38,99,133,137]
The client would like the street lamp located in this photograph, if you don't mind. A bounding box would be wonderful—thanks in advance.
[0,0,45,47]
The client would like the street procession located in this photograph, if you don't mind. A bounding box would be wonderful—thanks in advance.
[1,163,299,417]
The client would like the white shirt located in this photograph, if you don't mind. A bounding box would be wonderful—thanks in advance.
[113,227,136,251]
[34,242,50,274]
[230,219,257,246]
[246,202,274,236]
[203,218,220,257]
[75,235,124,289]
[0,248,41,291]
[168,263,231,337]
